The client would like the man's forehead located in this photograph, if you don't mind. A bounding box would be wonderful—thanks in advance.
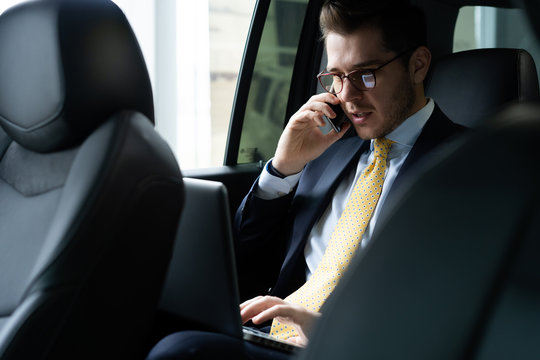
[324,29,389,71]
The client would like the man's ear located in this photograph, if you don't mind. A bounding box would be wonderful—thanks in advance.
[410,46,431,84]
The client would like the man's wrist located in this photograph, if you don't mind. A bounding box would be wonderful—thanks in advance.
[256,159,303,200]
[267,160,286,179]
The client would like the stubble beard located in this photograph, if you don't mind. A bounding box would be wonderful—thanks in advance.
[376,75,416,138]
[355,74,417,140]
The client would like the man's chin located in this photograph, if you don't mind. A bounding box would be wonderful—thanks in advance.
[353,126,384,140]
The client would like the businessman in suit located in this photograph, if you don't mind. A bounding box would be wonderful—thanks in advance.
[236,0,466,347]
[147,1,465,358]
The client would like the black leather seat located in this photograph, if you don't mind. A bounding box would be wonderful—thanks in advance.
[299,102,540,359]
[0,1,184,359]
[426,48,539,127]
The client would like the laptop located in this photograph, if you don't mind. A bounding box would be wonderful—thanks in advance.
[159,177,299,354]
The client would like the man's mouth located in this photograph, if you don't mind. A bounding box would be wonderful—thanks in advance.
[353,112,370,117]
[350,111,372,124]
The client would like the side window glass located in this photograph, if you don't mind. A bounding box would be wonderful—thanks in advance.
[237,0,308,164]
[454,6,540,85]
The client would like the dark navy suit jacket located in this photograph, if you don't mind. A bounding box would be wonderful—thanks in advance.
[234,104,465,301]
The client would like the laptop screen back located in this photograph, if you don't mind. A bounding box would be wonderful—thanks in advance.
[159,178,243,338]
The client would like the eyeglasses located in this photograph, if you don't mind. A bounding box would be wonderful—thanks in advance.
[317,49,412,94]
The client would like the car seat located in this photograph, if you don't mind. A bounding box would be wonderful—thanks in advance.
[426,48,539,127]
[0,1,184,359]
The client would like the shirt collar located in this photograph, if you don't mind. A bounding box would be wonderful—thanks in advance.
[370,98,434,151]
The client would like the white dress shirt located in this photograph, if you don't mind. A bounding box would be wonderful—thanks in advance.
[256,99,434,279]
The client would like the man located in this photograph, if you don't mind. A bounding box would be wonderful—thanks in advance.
[236,0,465,347]
[147,1,465,358]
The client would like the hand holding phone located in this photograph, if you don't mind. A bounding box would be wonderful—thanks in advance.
[274,94,349,175]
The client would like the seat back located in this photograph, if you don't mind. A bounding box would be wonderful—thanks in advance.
[426,48,539,127]
[0,1,184,359]
[299,103,540,360]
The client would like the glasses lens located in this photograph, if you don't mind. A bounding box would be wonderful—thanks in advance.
[319,74,341,94]
[348,71,375,90]
[362,73,375,89]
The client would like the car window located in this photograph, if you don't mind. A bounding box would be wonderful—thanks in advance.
[0,0,18,12]
[113,0,256,169]
[235,0,309,165]
[454,6,540,84]
[0,0,256,170]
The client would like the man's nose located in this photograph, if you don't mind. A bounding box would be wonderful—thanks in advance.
[339,78,365,102]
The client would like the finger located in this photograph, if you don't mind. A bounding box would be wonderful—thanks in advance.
[312,111,328,128]
[285,336,307,348]
[252,303,297,325]
[240,296,267,323]
[297,95,340,121]
[239,296,262,310]
[312,101,339,120]
[289,108,325,128]
[240,296,284,324]
[290,109,330,129]
[308,92,340,105]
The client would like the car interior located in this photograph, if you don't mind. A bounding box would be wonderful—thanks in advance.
[0,0,539,359]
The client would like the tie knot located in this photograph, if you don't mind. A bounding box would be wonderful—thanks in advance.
[373,137,394,158]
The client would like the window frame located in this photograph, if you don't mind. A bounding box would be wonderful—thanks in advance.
[224,0,271,165]
[224,0,326,166]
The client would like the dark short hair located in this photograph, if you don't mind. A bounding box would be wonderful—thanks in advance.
[320,0,427,59]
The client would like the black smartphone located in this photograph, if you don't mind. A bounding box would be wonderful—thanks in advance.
[324,102,346,133]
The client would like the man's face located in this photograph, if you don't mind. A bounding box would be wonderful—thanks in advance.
[325,27,420,140]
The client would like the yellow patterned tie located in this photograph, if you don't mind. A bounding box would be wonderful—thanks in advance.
[271,137,394,340]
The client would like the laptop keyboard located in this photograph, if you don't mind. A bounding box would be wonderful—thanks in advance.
[242,326,300,353]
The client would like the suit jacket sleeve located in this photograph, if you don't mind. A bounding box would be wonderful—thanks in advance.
[233,179,296,300]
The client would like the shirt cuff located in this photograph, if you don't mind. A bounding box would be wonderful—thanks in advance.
[255,159,302,200]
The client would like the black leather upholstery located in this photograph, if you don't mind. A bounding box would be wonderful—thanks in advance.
[299,103,540,359]
[0,0,154,152]
[426,48,539,127]
[0,1,184,359]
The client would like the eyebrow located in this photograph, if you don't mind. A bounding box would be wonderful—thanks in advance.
[326,59,385,73]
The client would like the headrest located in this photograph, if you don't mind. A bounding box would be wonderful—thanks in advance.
[0,0,154,152]
[515,0,540,42]
[426,48,539,128]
